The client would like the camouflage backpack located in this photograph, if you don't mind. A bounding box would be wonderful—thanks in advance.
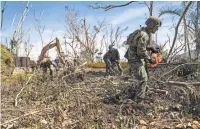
[124,28,143,59]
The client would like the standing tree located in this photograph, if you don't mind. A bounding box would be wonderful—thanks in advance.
[1,1,7,30]
[11,2,30,56]
[159,1,192,62]
[90,1,156,48]
[33,11,45,47]
[101,25,128,50]
[64,6,106,62]
[192,2,200,60]
[159,2,193,61]
[23,35,33,70]
[23,36,33,57]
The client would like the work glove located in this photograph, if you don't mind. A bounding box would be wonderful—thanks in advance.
[144,58,156,64]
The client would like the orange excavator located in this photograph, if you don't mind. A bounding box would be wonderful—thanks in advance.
[38,38,65,66]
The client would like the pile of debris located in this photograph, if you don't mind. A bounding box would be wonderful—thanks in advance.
[1,63,200,128]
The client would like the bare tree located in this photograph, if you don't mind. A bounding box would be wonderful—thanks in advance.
[160,2,192,62]
[91,1,158,49]
[33,10,45,47]
[89,1,136,11]
[23,36,33,57]
[22,36,33,70]
[63,6,81,60]
[159,2,193,61]
[64,6,106,62]
[101,25,128,50]
[194,2,200,60]
[1,1,7,30]
[140,1,154,16]
[79,17,106,62]
[11,2,30,56]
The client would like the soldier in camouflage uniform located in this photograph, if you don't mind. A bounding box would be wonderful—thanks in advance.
[103,45,123,75]
[125,16,162,99]
[103,52,113,74]
[40,57,54,80]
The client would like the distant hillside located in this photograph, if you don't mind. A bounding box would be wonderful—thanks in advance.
[1,44,15,75]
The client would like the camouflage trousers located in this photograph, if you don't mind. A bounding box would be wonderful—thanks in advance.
[42,65,53,80]
[111,60,123,75]
[104,58,114,74]
[128,59,148,98]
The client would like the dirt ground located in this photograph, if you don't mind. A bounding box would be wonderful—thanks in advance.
[1,65,200,129]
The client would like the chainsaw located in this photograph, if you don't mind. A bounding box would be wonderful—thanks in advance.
[146,47,199,79]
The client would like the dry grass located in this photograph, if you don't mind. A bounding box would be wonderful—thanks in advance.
[1,65,200,129]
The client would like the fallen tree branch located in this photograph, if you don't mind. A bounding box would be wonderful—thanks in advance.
[152,76,200,87]
[149,88,169,95]
[14,71,36,107]
[1,108,52,126]
[62,71,84,81]
[89,1,136,11]
[74,61,87,72]
[167,81,200,86]
[158,63,198,81]
[61,62,87,81]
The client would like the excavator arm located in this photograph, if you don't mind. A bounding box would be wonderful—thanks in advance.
[38,38,65,65]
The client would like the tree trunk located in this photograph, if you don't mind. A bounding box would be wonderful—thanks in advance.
[148,1,153,47]
[150,1,153,16]
[166,1,192,63]
[196,2,200,60]
[1,2,6,30]
[183,17,192,61]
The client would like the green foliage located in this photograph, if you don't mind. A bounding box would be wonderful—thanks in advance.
[197,64,200,72]
[195,64,200,80]
[1,73,34,83]
[10,39,17,49]
[1,44,15,75]
[23,87,33,97]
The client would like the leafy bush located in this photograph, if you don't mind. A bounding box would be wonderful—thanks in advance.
[1,44,15,75]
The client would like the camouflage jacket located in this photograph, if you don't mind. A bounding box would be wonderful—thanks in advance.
[104,48,120,62]
[126,27,151,61]
[40,58,52,68]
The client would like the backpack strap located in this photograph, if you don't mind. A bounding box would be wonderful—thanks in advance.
[127,28,142,45]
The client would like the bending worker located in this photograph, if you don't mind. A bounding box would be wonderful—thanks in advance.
[103,45,123,75]
[40,56,54,80]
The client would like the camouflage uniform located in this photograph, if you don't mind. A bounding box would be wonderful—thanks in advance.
[40,58,53,80]
[104,46,123,75]
[127,27,150,98]
[103,52,113,74]
[126,16,161,99]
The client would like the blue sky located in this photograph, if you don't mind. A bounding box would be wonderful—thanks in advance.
[1,1,182,60]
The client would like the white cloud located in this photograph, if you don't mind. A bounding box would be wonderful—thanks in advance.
[109,7,148,26]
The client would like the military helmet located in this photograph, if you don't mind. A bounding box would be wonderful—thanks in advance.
[109,44,114,49]
[145,16,162,28]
